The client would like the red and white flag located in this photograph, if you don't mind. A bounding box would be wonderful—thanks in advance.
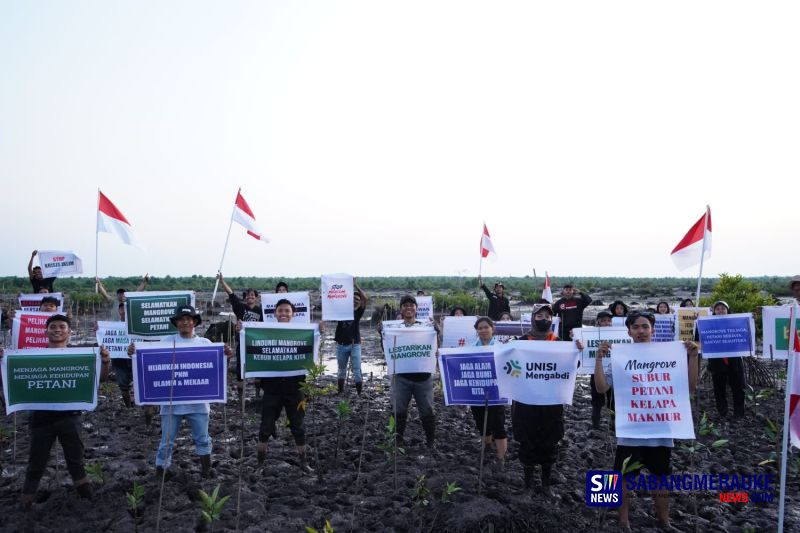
[480,223,496,259]
[542,271,553,303]
[232,190,269,243]
[670,206,711,271]
[97,190,142,248]
[789,305,800,448]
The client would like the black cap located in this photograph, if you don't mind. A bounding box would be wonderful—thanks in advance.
[596,310,613,320]
[400,295,417,307]
[170,305,202,326]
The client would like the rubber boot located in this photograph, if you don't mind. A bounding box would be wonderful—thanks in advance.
[355,381,363,396]
[337,379,345,394]
[200,455,211,478]
[122,390,132,409]
[541,464,553,497]
[591,405,601,430]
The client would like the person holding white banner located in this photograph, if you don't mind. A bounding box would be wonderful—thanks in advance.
[334,281,368,395]
[704,301,746,419]
[0,314,112,509]
[512,303,580,495]
[594,311,699,530]
[27,250,56,293]
[384,295,441,448]
[471,317,508,466]
[589,310,615,429]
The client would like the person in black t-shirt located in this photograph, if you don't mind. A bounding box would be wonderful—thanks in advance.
[217,272,264,391]
[478,276,511,320]
[335,281,368,395]
[27,250,56,293]
[552,283,592,339]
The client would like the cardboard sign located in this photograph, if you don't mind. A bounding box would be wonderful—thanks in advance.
[133,343,227,405]
[439,346,509,406]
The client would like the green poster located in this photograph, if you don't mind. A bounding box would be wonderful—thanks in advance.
[775,318,800,351]
[125,291,193,338]
[2,349,99,413]
[241,325,317,377]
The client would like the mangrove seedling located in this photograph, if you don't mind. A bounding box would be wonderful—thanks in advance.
[198,484,231,532]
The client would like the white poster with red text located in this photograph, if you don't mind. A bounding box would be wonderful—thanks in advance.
[18,292,65,312]
[612,342,695,439]
[11,311,56,349]
[321,274,354,321]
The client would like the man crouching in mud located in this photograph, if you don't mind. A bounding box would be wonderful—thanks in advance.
[594,311,699,530]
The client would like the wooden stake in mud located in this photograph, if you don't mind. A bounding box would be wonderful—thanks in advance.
[235,377,246,533]
[156,339,179,533]
[391,335,398,492]
[350,373,373,532]
[477,392,490,496]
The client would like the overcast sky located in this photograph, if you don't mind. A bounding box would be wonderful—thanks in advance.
[1,1,797,279]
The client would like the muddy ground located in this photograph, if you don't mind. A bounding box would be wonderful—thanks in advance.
[1,306,799,532]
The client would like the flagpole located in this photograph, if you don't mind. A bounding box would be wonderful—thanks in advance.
[693,205,710,306]
[210,190,238,304]
[777,304,797,533]
[95,189,100,293]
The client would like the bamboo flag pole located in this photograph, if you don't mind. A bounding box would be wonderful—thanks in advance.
[94,189,100,293]
[693,205,710,307]
[210,189,239,304]
[777,304,798,533]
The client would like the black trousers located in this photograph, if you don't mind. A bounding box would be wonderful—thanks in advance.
[24,412,85,494]
[589,375,614,409]
[708,358,746,416]
[259,377,306,446]
[512,402,563,469]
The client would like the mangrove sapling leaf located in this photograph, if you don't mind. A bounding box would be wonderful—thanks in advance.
[126,480,145,522]
[198,484,232,526]
[85,462,106,485]
[620,455,643,475]
[440,481,462,503]
[711,439,729,448]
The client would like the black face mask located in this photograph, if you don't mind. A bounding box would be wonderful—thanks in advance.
[534,319,552,332]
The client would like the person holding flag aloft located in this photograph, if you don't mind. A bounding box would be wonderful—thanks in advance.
[478,277,510,321]
[594,311,699,530]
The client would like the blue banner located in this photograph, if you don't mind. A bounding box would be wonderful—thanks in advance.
[438,348,509,406]
[696,314,754,358]
[133,343,227,405]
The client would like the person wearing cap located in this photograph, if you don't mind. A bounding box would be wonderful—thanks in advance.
[478,276,510,321]
[0,314,112,509]
[594,311,699,529]
[127,305,233,478]
[704,301,746,419]
[27,250,56,293]
[512,303,581,495]
[380,295,441,449]
[791,275,800,303]
[552,283,592,340]
[589,310,615,429]
[256,298,316,472]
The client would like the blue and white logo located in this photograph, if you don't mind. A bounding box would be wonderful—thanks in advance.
[586,470,622,507]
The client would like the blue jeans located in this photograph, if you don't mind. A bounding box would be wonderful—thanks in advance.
[336,343,363,382]
[155,413,211,467]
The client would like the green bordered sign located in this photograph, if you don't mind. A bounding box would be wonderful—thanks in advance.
[240,322,319,378]
[1,348,100,414]
[124,291,195,340]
